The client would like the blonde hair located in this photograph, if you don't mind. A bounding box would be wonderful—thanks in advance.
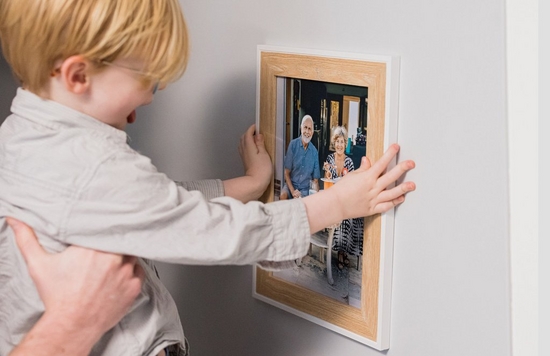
[0,0,189,93]
[331,126,348,144]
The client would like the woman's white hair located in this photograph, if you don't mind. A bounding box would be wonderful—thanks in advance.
[331,126,348,143]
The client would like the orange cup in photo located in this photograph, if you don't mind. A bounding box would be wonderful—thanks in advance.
[322,178,334,190]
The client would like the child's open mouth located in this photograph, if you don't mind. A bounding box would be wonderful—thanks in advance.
[127,110,136,124]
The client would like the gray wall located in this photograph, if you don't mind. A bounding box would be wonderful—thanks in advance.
[0,1,516,355]
[0,55,17,122]
[134,1,511,355]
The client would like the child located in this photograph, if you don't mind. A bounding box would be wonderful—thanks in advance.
[0,0,416,355]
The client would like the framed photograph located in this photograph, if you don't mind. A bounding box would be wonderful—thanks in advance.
[253,45,400,350]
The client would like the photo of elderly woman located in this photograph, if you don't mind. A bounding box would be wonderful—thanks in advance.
[272,77,368,309]
[324,126,364,271]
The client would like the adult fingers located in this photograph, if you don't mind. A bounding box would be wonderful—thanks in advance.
[7,217,46,267]
[123,256,144,295]
[131,263,145,299]
[133,262,145,284]
[122,255,138,264]
[121,256,145,281]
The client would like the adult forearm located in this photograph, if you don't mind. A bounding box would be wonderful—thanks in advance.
[10,311,101,356]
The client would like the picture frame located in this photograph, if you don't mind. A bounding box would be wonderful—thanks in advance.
[253,45,400,351]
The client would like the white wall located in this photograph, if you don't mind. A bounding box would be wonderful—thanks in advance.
[0,0,538,355]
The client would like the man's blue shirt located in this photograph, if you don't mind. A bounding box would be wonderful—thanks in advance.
[283,136,320,194]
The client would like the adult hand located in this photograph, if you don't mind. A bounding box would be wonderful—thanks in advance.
[292,189,302,199]
[7,218,144,355]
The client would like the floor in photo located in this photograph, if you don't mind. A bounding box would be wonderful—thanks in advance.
[273,246,362,308]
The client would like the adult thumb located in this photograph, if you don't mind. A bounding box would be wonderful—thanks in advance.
[6,217,46,265]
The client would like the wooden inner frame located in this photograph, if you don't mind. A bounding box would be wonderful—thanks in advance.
[256,51,388,342]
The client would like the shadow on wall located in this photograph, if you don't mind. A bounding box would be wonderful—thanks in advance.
[126,68,257,181]
[197,70,257,179]
[0,54,19,124]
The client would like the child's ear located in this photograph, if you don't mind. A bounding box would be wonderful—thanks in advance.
[59,55,92,94]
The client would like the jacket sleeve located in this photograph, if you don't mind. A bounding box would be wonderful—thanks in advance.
[175,179,224,200]
[62,148,310,266]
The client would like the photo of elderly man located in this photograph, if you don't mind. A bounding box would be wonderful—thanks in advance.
[279,115,320,199]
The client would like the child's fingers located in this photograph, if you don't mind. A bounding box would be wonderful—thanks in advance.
[240,125,255,144]
[373,195,407,214]
[7,217,46,267]
[242,124,257,151]
[367,144,400,176]
[376,160,415,190]
[254,133,267,154]
[245,124,256,143]
[372,200,400,215]
[239,127,252,156]
[376,181,416,204]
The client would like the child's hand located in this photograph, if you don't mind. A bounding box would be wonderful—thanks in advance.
[224,125,273,203]
[332,144,415,219]
[303,144,415,233]
[239,124,272,192]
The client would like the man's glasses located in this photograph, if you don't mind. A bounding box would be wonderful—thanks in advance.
[99,60,160,94]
